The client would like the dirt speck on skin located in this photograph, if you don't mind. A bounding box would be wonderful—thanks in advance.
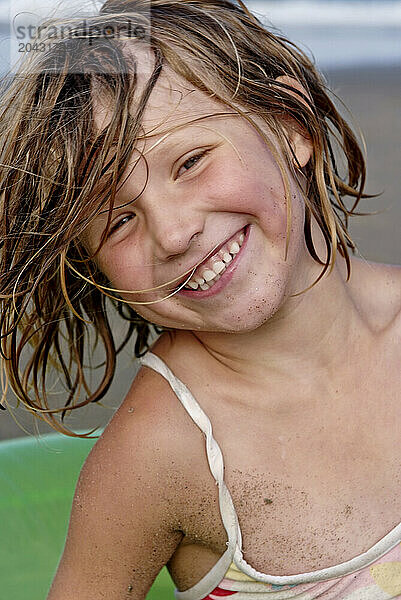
[227,468,348,574]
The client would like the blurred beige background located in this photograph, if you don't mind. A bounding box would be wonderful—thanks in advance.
[1,64,400,441]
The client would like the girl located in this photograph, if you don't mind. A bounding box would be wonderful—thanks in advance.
[0,1,400,598]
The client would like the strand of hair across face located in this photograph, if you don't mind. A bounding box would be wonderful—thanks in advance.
[62,236,225,306]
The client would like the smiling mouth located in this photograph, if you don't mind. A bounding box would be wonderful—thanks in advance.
[172,225,248,293]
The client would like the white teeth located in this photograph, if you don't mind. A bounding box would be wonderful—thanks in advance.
[213,261,226,274]
[183,226,247,291]
[203,269,217,282]
[230,241,240,254]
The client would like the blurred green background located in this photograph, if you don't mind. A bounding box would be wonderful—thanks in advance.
[0,433,176,599]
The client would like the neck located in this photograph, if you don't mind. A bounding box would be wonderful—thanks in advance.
[186,235,376,403]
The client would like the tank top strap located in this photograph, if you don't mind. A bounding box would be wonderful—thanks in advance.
[139,351,239,598]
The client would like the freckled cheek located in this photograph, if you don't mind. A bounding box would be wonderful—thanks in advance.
[213,170,288,240]
[96,254,148,293]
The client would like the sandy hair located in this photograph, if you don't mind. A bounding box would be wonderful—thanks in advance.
[0,0,377,436]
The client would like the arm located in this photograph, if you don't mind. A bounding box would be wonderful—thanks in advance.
[47,375,186,600]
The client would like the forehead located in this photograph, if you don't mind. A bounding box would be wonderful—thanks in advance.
[92,44,233,138]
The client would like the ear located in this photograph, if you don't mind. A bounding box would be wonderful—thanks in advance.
[275,75,313,169]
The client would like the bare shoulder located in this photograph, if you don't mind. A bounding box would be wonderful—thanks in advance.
[90,352,207,510]
[349,256,401,331]
[112,355,203,453]
[48,354,205,599]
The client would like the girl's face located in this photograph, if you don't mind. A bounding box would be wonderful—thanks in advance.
[84,66,313,333]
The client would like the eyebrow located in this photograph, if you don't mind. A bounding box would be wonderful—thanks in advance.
[139,111,238,141]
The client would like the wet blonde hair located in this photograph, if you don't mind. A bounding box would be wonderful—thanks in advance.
[0,0,376,436]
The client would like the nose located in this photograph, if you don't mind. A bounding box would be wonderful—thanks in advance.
[144,190,205,261]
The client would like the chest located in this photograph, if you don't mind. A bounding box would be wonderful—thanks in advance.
[167,371,401,591]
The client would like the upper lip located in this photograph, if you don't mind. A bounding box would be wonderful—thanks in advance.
[171,226,246,290]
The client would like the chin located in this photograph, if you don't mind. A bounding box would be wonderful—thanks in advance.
[202,301,282,334]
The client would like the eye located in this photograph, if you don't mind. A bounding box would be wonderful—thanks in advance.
[108,213,135,237]
[177,150,208,177]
